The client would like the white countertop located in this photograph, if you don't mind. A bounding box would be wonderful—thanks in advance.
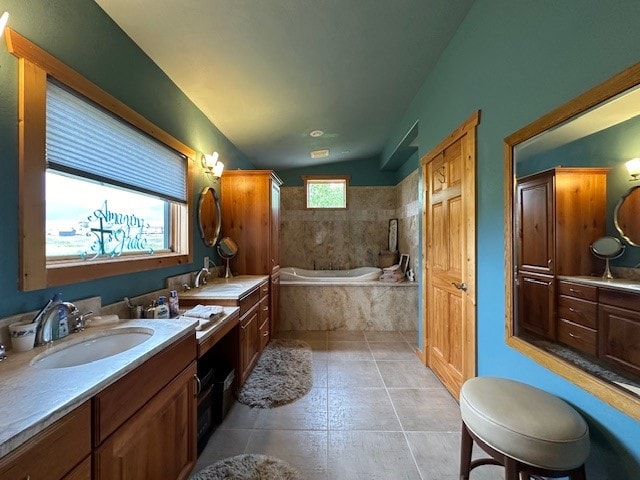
[558,275,640,293]
[179,275,269,300]
[0,317,197,458]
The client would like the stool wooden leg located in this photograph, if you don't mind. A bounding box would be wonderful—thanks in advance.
[572,465,587,480]
[504,456,519,480]
[459,422,473,480]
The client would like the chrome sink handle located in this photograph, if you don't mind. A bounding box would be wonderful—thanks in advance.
[73,310,93,333]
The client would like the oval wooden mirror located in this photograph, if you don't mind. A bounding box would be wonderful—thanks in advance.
[198,187,221,247]
[615,186,640,247]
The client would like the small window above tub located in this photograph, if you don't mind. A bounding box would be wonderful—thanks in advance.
[303,175,350,209]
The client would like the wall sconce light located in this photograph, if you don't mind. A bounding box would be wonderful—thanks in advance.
[626,157,640,181]
[201,152,224,179]
[0,12,9,38]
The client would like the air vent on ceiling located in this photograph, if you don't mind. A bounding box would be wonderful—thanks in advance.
[310,149,329,159]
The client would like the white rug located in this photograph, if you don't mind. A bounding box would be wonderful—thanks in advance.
[190,454,301,480]
[237,338,312,408]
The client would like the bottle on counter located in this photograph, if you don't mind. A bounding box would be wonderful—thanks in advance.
[169,290,180,317]
[155,296,170,319]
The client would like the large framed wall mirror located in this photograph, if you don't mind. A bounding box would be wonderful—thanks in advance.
[504,61,640,420]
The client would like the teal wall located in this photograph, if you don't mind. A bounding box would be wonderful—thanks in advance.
[382,0,640,476]
[277,156,398,186]
[0,0,254,315]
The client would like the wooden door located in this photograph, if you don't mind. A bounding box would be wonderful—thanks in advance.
[94,363,197,480]
[422,112,478,399]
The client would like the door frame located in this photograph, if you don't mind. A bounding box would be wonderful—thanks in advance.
[419,111,480,390]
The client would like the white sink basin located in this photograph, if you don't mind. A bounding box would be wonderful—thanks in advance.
[31,328,154,369]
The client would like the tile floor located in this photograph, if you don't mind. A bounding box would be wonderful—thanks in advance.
[193,330,503,480]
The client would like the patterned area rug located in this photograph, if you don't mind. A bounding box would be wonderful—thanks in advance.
[237,338,313,408]
[190,454,301,480]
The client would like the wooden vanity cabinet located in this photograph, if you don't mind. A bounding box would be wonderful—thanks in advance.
[221,170,282,335]
[93,333,197,480]
[0,402,91,480]
[515,168,608,340]
[598,288,640,377]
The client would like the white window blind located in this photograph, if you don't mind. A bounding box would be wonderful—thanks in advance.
[46,81,187,203]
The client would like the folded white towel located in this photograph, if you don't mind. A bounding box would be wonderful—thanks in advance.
[183,304,224,320]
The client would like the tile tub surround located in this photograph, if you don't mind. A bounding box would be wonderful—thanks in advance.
[280,169,419,272]
[0,317,197,458]
[279,283,418,331]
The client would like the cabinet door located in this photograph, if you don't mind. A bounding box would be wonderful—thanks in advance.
[598,304,640,377]
[270,180,281,273]
[94,363,197,480]
[517,272,555,339]
[271,272,280,335]
[516,174,554,275]
[259,296,270,350]
[239,308,260,383]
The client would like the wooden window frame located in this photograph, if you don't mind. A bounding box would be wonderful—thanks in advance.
[303,175,350,210]
[6,29,194,291]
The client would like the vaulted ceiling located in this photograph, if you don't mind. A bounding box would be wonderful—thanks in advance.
[95,0,475,169]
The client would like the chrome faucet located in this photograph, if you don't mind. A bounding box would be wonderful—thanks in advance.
[35,302,80,346]
[194,268,209,288]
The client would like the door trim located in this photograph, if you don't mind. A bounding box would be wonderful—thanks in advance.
[420,111,480,392]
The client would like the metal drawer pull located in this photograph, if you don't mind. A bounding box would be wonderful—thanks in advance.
[263,331,269,336]
[568,332,581,340]
[263,306,269,311]
[569,288,579,293]
[194,374,201,397]
[568,307,580,313]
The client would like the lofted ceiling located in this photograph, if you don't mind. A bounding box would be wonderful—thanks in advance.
[95,0,475,170]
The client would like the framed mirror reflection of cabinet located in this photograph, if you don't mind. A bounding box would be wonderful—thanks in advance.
[504,60,640,420]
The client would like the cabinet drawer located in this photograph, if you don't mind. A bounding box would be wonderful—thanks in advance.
[239,288,260,316]
[259,317,270,350]
[93,333,196,446]
[0,402,91,480]
[557,318,597,356]
[63,456,91,480]
[599,288,639,310]
[557,295,597,329]
[259,296,269,324]
[259,281,269,300]
[557,281,597,301]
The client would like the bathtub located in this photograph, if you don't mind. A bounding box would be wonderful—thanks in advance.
[280,266,382,283]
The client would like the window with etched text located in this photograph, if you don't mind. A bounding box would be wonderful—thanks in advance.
[45,81,185,262]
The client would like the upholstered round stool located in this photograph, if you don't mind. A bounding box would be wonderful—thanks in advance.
[459,377,590,480]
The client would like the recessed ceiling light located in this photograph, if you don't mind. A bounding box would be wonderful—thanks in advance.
[309,130,324,137]
[310,149,329,158]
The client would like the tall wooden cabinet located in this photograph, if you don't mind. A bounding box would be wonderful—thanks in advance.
[221,170,283,339]
[515,167,608,340]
